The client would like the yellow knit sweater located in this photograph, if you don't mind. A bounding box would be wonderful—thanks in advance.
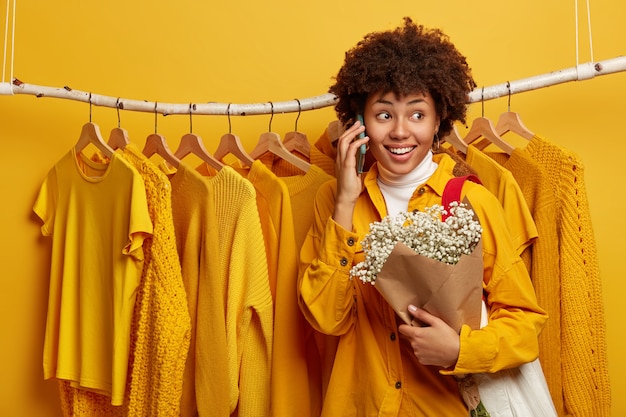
[198,160,309,417]
[171,164,273,417]
[483,147,564,416]
[525,135,611,417]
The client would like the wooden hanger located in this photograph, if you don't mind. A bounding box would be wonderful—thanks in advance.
[174,105,224,170]
[496,111,534,140]
[283,131,311,159]
[108,127,130,150]
[213,133,255,167]
[463,89,514,155]
[107,99,130,150]
[329,119,346,145]
[250,132,311,173]
[142,101,181,167]
[282,99,311,159]
[75,122,114,158]
[249,102,310,172]
[74,93,114,158]
[143,133,180,168]
[495,83,534,140]
[212,105,255,166]
[440,124,468,154]
[174,133,224,171]
[463,116,514,155]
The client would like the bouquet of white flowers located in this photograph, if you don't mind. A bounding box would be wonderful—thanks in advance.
[350,201,484,331]
[350,198,557,417]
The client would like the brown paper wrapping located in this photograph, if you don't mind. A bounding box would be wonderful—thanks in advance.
[375,239,483,332]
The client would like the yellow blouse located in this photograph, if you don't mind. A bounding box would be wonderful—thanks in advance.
[298,153,548,417]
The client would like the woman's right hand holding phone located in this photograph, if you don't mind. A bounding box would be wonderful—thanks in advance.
[333,118,369,230]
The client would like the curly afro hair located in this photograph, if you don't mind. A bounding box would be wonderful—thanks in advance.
[329,17,476,137]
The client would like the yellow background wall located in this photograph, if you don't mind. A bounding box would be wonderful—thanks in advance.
[0,1,623,415]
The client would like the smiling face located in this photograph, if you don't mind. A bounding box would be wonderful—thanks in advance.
[364,90,440,176]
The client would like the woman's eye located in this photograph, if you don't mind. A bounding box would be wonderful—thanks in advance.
[411,112,424,121]
[376,112,391,121]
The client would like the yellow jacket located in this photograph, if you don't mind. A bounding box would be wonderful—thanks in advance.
[298,153,547,417]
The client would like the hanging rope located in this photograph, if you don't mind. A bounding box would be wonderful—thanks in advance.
[0,0,15,95]
[574,0,596,80]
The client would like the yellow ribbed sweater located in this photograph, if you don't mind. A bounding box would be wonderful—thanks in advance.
[167,162,218,417]
[172,164,273,417]
[198,160,310,417]
[525,135,611,417]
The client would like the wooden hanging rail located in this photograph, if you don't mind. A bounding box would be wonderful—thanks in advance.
[1,56,625,116]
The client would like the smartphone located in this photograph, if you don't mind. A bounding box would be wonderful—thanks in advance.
[356,114,367,174]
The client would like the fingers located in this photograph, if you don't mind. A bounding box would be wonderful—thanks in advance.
[407,305,438,327]
[336,120,368,167]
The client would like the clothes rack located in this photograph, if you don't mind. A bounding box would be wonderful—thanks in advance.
[1,56,625,116]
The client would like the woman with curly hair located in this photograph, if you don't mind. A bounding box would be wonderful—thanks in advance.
[298,18,547,416]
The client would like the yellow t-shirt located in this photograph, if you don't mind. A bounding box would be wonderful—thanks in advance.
[34,148,152,405]
[298,153,547,417]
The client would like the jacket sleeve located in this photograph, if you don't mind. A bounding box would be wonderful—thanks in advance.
[297,181,359,336]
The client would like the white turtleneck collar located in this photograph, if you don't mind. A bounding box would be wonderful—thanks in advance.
[377,151,438,217]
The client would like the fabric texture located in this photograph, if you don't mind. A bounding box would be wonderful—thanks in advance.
[180,165,273,417]
[199,159,312,417]
[525,135,611,417]
[166,162,220,417]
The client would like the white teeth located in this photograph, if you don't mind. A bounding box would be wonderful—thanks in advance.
[388,147,414,155]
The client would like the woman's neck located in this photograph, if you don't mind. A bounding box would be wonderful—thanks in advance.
[377,151,438,217]
[378,150,437,187]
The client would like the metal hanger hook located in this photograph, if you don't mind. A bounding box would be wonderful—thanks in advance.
[268,101,274,132]
[116,97,122,128]
[481,87,485,117]
[227,103,232,134]
[189,102,194,133]
[506,81,512,112]
[88,92,93,123]
[294,98,302,131]
[154,101,158,134]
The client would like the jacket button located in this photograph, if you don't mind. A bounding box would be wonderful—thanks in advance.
[390,332,396,341]
[417,187,426,195]
[347,237,355,246]
[340,257,348,266]
[395,381,402,389]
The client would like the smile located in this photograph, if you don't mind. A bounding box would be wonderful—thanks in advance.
[387,146,415,155]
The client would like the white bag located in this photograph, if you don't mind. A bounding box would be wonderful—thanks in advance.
[474,301,558,417]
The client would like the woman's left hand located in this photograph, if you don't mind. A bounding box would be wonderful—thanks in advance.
[397,305,460,369]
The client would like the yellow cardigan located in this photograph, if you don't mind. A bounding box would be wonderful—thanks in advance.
[483,146,564,416]
[525,135,611,417]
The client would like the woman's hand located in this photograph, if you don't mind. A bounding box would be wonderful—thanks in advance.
[398,305,460,369]
[332,120,368,230]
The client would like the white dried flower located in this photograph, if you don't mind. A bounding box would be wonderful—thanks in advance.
[350,202,482,284]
